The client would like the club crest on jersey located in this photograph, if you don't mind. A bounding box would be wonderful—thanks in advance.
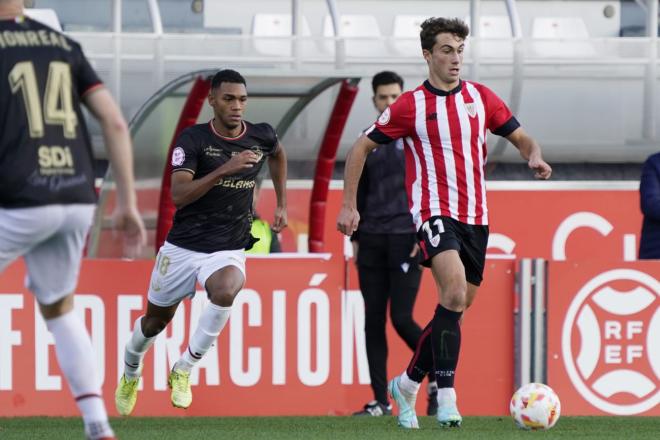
[378,107,391,125]
[249,146,264,161]
[464,102,477,118]
[171,147,185,166]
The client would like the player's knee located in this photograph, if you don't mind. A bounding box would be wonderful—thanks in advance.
[208,279,243,306]
[38,294,75,320]
[141,316,168,337]
[447,299,467,312]
[209,290,239,307]
[443,281,468,311]
[444,295,467,311]
[206,268,245,306]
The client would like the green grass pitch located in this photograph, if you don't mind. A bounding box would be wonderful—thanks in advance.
[1,416,659,439]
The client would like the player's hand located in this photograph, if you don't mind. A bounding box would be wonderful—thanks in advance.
[220,150,260,176]
[272,206,288,232]
[409,243,420,258]
[337,206,360,236]
[112,205,147,259]
[528,155,552,180]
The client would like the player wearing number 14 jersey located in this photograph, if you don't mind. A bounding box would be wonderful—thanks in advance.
[338,17,552,429]
[0,1,146,438]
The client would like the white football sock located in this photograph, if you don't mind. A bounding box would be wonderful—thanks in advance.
[84,420,115,440]
[175,302,231,372]
[437,387,457,405]
[399,371,421,397]
[124,316,156,379]
[45,310,111,432]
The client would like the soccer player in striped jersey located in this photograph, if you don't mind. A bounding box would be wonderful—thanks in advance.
[337,17,551,429]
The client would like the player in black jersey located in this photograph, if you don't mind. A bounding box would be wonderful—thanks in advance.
[116,69,288,414]
[0,1,146,439]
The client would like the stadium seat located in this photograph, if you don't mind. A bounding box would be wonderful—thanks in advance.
[463,15,514,58]
[465,15,513,38]
[532,17,589,39]
[393,15,515,58]
[531,17,596,57]
[31,0,111,31]
[322,14,386,58]
[392,15,428,56]
[23,8,62,31]
[251,13,312,57]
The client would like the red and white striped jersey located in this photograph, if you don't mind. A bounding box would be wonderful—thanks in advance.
[366,80,519,228]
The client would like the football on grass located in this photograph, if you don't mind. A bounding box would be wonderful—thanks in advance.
[510,383,561,430]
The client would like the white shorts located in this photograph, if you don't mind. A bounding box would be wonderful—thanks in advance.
[147,241,246,307]
[0,204,95,305]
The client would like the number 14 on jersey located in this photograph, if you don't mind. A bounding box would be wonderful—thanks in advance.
[9,60,78,139]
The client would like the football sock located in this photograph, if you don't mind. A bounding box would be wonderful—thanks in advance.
[431,304,462,388]
[175,302,231,372]
[437,387,457,405]
[428,380,438,395]
[45,310,112,433]
[398,371,421,397]
[124,316,156,379]
[405,320,434,382]
[84,420,115,440]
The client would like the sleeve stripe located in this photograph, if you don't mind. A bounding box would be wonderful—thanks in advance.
[366,127,394,145]
[172,168,195,175]
[493,116,521,137]
[81,83,104,99]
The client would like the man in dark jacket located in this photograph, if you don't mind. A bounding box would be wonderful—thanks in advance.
[352,71,437,417]
[640,152,660,259]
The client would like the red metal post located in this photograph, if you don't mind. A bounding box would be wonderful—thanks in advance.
[155,76,211,253]
[308,80,359,252]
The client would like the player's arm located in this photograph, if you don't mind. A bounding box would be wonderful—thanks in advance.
[268,143,288,232]
[84,88,146,258]
[337,134,379,235]
[171,150,259,209]
[506,127,552,180]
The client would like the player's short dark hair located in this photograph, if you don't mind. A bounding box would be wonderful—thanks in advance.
[371,71,404,95]
[420,17,470,52]
[211,69,246,90]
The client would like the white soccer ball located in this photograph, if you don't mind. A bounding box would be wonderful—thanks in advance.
[509,383,561,430]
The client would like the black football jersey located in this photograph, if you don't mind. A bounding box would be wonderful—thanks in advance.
[0,16,100,207]
[166,120,279,252]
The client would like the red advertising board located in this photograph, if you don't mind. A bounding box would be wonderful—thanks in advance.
[0,257,515,417]
[547,260,660,416]
[254,183,642,262]
[3,184,651,417]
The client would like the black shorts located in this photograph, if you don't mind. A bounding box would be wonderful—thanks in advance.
[417,216,489,286]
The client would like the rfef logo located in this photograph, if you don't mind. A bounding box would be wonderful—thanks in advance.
[562,269,659,415]
[171,147,185,166]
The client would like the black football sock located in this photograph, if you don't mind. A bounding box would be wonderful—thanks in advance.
[405,319,434,382]
[431,304,462,388]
